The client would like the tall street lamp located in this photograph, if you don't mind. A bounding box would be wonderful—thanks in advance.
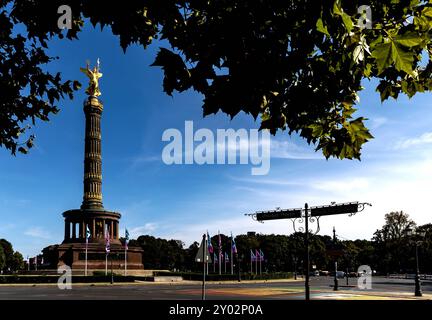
[292,255,298,280]
[246,201,371,300]
[406,227,426,297]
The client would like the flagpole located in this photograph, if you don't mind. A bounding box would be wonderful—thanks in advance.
[255,251,258,275]
[230,238,233,275]
[124,245,127,276]
[213,253,216,273]
[105,225,109,276]
[259,255,262,275]
[85,237,88,276]
[218,231,221,275]
[202,233,206,300]
[224,253,227,273]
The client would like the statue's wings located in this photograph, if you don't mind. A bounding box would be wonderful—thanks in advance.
[80,67,91,77]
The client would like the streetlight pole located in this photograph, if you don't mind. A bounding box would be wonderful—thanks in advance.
[333,227,338,291]
[414,242,422,297]
[333,261,338,291]
[245,201,371,301]
[304,203,310,301]
[237,254,242,282]
[406,227,425,297]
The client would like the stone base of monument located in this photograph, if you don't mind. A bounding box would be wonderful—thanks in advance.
[54,243,144,270]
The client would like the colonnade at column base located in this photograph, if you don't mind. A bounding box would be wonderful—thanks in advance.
[62,208,122,244]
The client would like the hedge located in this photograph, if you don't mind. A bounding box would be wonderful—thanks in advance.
[152,271,294,281]
[0,275,135,284]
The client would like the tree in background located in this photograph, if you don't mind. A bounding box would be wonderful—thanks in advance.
[373,211,416,273]
[10,252,24,271]
[0,239,25,272]
[132,235,185,270]
[0,246,5,271]
[15,213,432,274]
[416,224,432,273]
[1,1,432,159]
[183,242,200,272]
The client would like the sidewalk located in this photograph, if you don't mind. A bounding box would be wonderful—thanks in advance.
[311,289,432,300]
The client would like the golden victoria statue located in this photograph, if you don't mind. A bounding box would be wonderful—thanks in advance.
[80,59,103,97]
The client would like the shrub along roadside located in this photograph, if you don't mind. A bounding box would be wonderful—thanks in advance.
[0,275,135,284]
[0,272,293,283]
[151,271,294,281]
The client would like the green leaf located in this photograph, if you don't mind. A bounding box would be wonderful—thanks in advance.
[333,1,343,16]
[308,124,323,137]
[72,80,81,91]
[18,147,28,154]
[316,18,330,37]
[151,48,191,95]
[391,42,415,76]
[371,41,393,74]
[395,32,424,47]
[422,6,432,19]
[332,1,353,32]
[371,40,415,76]
[341,13,354,33]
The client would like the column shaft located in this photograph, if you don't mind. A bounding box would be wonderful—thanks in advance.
[65,220,70,240]
[81,97,104,209]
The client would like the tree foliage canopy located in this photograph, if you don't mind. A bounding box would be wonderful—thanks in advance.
[1,0,432,158]
[0,239,25,272]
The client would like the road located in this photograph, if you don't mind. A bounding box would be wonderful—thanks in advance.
[0,277,431,300]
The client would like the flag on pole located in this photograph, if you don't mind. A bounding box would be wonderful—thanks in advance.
[231,232,237,254]
[85,224,90,276]
[218,231,222,275]
[207,231,213,253]
[125,228,130,250]
[225,252,229,261]
[259,249,264,262]
[124,228,129,276]
[105,225,110,253]
[213,251,218,263]
[250,249,256,262]
[256,249,261,261]
[86,225,91,243]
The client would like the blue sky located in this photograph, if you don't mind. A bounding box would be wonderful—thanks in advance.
[2,22,432,258]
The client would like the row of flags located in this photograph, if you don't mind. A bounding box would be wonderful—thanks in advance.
[250,249,265,262]
[102,226,130,253]
[207,231,237,254]
[212,251,230,263]
[82,224,130,253]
